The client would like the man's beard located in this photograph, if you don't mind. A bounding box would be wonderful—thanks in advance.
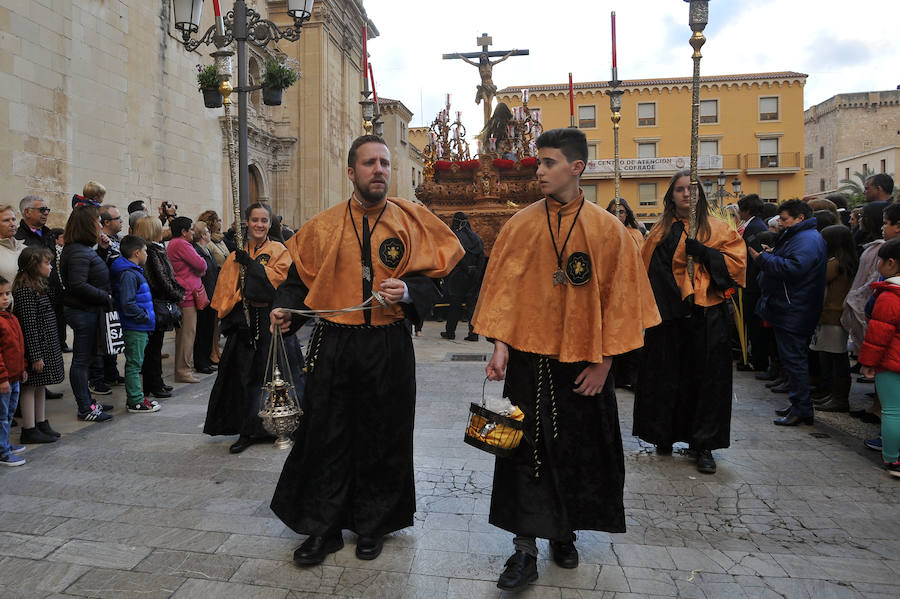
[356,180,387,204]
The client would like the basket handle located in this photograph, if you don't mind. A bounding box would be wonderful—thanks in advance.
[481,375,489,408]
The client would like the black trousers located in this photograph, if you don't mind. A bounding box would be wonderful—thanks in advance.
[141,329,166,391]
[193,306,216,371]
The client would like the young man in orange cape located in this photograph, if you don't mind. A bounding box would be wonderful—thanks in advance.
[268,135,464,566]
[472,128,660,590]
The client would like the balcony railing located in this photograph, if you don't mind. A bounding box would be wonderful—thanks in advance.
[745,152,802,170]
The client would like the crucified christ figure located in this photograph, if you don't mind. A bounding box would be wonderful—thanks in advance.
[458,49,518,108]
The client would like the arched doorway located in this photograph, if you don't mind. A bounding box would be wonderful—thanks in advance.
[248,163,263,205]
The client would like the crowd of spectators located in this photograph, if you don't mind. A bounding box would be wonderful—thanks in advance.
[0,181,298,465]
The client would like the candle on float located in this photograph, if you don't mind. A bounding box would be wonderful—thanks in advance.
[489,136,496,151]
[456,111,461,122]
[362,25,368,89]
[368,63,378,104]
[522,88,529,104]
[569,72,575,127]
[508,124,515,138]
[611,12,617,70]
[446,93,451,108]
[213,0,225,37]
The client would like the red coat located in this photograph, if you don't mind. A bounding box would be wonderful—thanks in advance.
[0,310,26,384]
[859,280,900,372]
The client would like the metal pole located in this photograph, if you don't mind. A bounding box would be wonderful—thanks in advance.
[235,0,250,218]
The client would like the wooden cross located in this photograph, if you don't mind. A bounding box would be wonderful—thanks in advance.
[443,34,529,128]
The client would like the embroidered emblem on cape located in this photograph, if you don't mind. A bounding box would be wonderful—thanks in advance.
[565,252,592,286]
[255,254,271,266]
[378,238,404,268]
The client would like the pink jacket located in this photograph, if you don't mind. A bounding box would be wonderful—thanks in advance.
[166,237,207,307]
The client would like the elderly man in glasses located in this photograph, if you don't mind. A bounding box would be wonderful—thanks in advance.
[15,196,56,252]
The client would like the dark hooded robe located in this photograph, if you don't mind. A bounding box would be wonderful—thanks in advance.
[444,212,486,334]
[269,197,463,538]
[633,216,746,450]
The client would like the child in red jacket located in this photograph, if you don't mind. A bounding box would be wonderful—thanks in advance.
[860,238,900,478]
[0,275,28,466]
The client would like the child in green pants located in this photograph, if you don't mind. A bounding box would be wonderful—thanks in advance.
[110,236,160,413]
[860,238,900,477]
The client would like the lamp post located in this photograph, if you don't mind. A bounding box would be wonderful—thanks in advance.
[709,170,743,207]
[172,0,314,227]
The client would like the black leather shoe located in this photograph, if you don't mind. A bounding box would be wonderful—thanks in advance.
[756,369,777,381]
[464,333,479,342]
[497,550,538,590]
[774,414,814,426]
[696,449,717,474]
[45,389,63,399]
[163,384,174,392]
[765,377,786,388]
[655,444,673,455]
[355,535,384,560]
[775,406,792,417]
[735,362,754,372]
[293,534,344,565]
[229,435,254,454]
[770,382,790,393]
[440,331,455,340]
[549,539,579,568]
[196,366,216,374]
[148,389,172,399]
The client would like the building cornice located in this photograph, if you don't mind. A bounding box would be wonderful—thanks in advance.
[498,72,808,97]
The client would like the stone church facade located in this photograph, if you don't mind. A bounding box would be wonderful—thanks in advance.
[0,0,372,229]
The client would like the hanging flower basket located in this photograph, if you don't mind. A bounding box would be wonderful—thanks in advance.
[262,86,283,106]
[202,88,223,108]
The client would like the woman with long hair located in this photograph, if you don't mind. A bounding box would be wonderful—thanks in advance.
[204,202,293,454]
[809,225,857,413]
[633,171,746,474]
[606,198,645,246]
[59,206,114,422]
[191,221,219,374]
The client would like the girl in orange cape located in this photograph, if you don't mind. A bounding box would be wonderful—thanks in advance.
[633,171,746,474]
[203,202,292,454]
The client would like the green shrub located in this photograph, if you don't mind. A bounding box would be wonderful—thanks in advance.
[197,64,219,91]
[263,59,300,89]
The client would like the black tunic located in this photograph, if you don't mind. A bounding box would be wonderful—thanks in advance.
[269,266,438,537]
[203,260,304,438]
[489,348,626,539]
[633,223,734,450]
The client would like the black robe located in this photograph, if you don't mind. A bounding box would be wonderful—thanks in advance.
[633,222,734,450]
[269,267,438,537]
[489,348,626,539]
[203,260,304,438]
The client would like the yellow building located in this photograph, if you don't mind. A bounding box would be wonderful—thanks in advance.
[498,72,807,221]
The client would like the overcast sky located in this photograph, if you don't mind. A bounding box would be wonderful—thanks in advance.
[364,0,899,135]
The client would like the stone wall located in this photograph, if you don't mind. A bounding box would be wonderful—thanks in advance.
[0,0,225,227]
[804,90,900,194]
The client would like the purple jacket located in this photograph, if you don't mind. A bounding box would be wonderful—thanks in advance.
[166,237,207,307]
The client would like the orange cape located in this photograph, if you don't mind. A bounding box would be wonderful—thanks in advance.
[641,216,747,306]
[472,194,661,363]
[286,197,463,326]
[211,239,291,319]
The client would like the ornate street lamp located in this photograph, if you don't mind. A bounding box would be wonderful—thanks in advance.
[710,170,742,207]
[174,0,315,236]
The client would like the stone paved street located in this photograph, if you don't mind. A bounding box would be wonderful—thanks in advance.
[1,327,900,598]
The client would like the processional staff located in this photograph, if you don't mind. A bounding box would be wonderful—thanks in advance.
[607,11,624,211]
[685,0,709,281]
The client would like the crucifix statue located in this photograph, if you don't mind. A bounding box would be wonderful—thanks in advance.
[443,34,529,128]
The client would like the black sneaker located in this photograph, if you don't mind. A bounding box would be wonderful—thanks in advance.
[77,404,113,422]
[104,376,126,386]
[497,551,537,590]
[89,383,112,395]
[127,399,160,413]
[696,449,717,474]
[440,331,455,340]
